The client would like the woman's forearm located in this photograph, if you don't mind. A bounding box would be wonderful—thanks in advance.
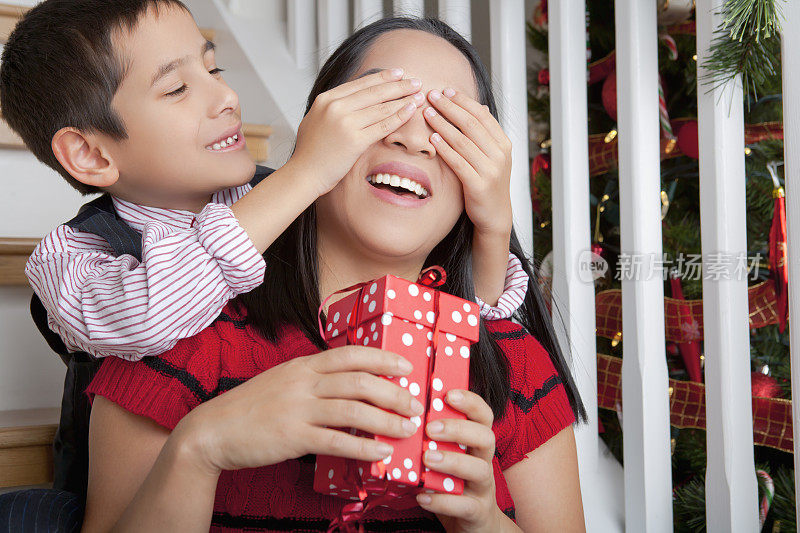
[110,424,221,533]
[472,228,512,307]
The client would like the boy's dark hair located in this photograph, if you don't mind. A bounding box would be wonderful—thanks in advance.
[238,17,586,424]
[0,0,189,195]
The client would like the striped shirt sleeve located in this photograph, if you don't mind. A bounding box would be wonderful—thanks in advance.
[26,203,265,361]
[476,252,529,320]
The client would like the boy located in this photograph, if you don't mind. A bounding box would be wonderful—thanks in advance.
[0,0,527,500]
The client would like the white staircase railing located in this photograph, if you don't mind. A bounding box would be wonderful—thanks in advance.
[696,2,759,531]
[782,0,800,526]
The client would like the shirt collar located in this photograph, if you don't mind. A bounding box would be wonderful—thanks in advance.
[110,183,253,233]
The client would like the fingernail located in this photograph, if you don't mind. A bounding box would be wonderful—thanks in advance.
[448,390,463,403]
[417,494,432,505]
[377,443,394,457]
[413,91,425,103]
[403,419,417,434]
[424,107,437,117]
[403,102,416,113]
[426,450,443,463]
[429,90,442,101]
[431,133,442,143]
[443,87,456,98]
[411,398,425,415]
[410,78,422,88]
[397,359,413,374]
[428,420,444,434]
[390,68,404,78]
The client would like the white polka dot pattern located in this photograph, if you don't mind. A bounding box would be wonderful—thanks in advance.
[443,478,455,492]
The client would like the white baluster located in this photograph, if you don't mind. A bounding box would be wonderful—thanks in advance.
[614,0,673,530]
[286,0,316,69]
[548,1,598,530]
[695,1,759,531]
[317,0,349,68]
[781,1,800,530]
[489,0,532,257]
[354,0,383,29]
[393,0,424,17]
[438,0,471,42]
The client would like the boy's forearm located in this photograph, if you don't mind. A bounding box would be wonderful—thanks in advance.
[472,228,512,308]
[230,158,321,254]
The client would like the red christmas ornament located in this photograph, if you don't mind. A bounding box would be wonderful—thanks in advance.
[538,68,550,86]
[533,0,548,27]
[601,71,617,121]
[591,242,604,258]
[670,274,703,382]
[751,372,782,399]
[530,154,550,216]
[769,187,788,333]
[677,120,699,159]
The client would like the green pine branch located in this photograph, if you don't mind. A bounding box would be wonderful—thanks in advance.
[701,0,784,105]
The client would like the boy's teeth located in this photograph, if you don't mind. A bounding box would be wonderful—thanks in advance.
[367,173,429,198]
[208,134,240,151]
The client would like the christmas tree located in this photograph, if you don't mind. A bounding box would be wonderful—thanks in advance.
[527,0,792,530]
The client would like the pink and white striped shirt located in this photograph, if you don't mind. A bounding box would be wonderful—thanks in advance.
[27,183,528,361]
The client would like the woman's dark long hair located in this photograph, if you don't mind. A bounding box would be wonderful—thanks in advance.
[238,17,585,423]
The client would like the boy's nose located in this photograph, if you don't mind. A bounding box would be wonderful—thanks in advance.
[382,106,436,158]
[210,79,239,117]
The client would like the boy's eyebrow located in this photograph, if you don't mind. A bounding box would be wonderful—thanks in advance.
[150,40,216,88]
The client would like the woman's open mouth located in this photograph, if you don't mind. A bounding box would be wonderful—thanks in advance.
[366,173,430,200]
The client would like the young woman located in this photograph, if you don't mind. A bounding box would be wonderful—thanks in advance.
[82,18,586,532]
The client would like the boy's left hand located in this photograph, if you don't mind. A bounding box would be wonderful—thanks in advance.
[417,389,511,533]
[423,89,513,239]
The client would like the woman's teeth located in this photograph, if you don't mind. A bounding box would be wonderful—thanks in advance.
[207,134,239,151]
[368,173,429,198]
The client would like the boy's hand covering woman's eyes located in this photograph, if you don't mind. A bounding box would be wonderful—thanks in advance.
[291,68,424,197]
[416,390,518,532]
[423,89,513,239]
[175,345,423,473]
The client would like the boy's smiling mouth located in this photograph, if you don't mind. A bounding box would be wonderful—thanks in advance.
[205,125,244,152]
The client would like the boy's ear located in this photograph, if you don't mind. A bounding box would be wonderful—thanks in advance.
[51,127,119,188]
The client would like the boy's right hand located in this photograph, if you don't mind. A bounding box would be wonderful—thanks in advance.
[177,345,423,474]
[291,68,424,196]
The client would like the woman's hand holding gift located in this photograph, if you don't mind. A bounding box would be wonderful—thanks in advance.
[175,346,424,475]
[292,68,425,197]
[416,390,521,532]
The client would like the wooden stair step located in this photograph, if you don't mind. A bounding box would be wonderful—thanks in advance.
[0,237,37,287]
[0,408,59,489]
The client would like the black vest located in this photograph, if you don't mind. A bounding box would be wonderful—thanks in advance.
[30,166,274,501]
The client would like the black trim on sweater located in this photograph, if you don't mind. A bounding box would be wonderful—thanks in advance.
[509,375,563,413]
[216,312,249,329]
[211,512,445,532]
[488,328,527,341]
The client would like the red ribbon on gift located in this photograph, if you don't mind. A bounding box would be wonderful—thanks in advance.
[321,267,452,532]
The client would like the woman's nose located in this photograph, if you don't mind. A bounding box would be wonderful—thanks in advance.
[382,106,436,157]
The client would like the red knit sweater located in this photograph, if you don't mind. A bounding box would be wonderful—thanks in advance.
[86,304,575,532]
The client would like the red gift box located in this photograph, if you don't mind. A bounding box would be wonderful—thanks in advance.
[314,273,480,505]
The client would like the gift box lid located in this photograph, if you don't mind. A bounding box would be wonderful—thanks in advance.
[323,275,480,343]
